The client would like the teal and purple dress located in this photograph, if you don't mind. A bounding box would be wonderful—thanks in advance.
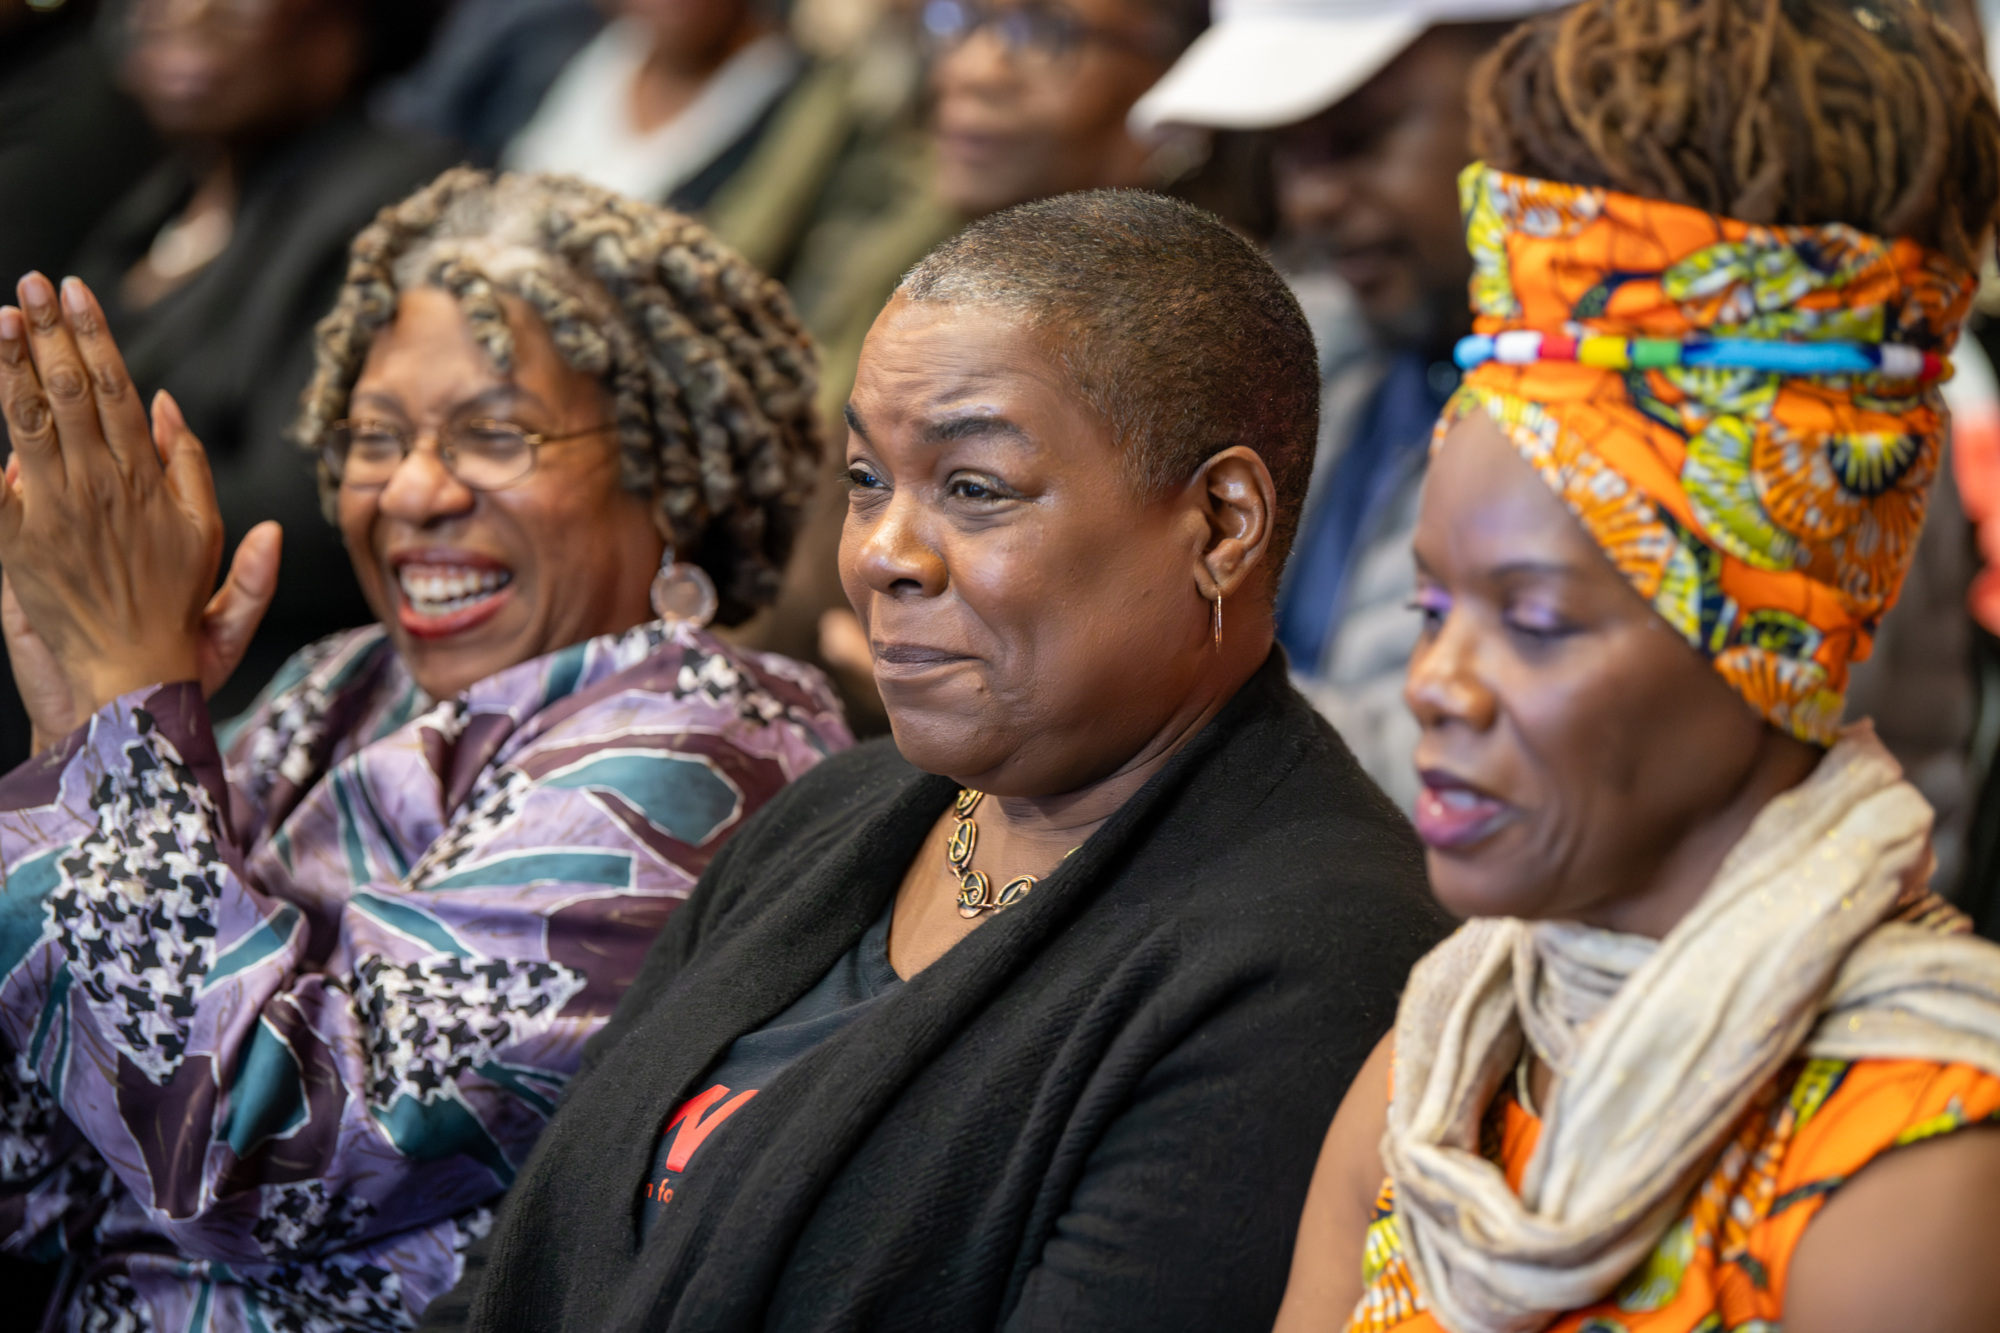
[0,620,849,1330]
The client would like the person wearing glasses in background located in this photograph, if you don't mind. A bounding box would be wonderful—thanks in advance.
[922,0,1231,221]
[0,170,849,1332]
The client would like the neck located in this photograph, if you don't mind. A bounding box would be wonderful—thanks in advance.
[1576,727,1825,939]
[983,615,1275,864]
[629,16,772,133]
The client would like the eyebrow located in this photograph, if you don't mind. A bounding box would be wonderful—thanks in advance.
[923,414,1029,446]
[1489,559,1584,581]
[841,404,1031,449]
[350,384,548,419]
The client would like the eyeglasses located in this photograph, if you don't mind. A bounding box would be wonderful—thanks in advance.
[322,418,615,492]
[917,0,1163,65]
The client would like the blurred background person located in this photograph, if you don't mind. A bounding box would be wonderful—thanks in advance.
[494,0,953,742]
[60,0,459,723]
[924,0,1239,222]
[501,0,797,215]
[1131,0,1570,815]
[0,0,162,293]
[0,0,167,780]
[373,0,603,166]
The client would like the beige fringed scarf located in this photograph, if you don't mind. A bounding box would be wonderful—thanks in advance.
[1382,725,2000,1333]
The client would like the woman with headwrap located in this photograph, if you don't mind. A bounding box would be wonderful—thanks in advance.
[0,170,848,1331]
[1274,1,2000,1331]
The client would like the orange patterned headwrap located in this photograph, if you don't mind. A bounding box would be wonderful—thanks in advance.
[1444,164,1976,743]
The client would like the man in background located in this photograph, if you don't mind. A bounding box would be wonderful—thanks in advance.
[1133,0,1565,811]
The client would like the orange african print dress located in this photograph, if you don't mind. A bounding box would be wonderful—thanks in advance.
[1346,1059,2000,1333]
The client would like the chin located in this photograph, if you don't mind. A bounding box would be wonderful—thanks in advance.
[397,634,522,701]
[882,707,1012,786]
[1424,852,1558,923]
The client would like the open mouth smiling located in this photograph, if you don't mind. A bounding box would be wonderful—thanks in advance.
[390,552,516,638]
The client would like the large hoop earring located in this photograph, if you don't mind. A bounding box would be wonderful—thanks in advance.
[651,547,718,628]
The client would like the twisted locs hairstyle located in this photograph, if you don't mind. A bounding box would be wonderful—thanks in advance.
[297,168,822,626]
[1469,0,2000,268]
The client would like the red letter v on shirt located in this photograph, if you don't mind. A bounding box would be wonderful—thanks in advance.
[662,1084,760,1172]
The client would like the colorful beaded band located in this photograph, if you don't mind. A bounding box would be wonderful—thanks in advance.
[1453,331,1951,382]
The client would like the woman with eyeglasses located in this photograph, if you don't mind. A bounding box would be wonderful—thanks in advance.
[0,168,849,1332]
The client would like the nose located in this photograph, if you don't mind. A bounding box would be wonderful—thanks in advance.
[1276,160,1360,239]
[375,436,477,526]
[1404,604,1499,734]
[847,486,948,606]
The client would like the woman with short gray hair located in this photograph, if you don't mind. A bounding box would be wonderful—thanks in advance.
[441,189,1447,1333]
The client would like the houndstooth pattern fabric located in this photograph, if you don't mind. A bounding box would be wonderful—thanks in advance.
[0,621,849,1331]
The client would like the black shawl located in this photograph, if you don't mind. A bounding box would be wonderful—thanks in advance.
[441,652,1448,1331]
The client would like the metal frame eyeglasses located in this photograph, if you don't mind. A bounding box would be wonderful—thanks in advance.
[917,0,1165,64]
[322,418,617,492]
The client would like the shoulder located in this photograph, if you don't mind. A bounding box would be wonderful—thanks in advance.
[1785,1061,2000,1333]
[1142,673,1446,954]
[1779,1058,2000,1195]
[273,113,462,244]
[550,629,853,759]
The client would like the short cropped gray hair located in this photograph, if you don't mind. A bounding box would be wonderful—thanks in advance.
[897,190,1319,565]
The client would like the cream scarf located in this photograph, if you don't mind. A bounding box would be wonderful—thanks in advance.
[1382,725,2000,1333]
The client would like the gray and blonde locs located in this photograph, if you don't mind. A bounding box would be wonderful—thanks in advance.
[296,167,823,625]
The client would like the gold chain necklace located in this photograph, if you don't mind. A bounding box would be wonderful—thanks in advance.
[945,789,1067,919]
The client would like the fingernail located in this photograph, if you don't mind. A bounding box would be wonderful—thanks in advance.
[17,273,52,314]
[60,278,86,316]
[0,307,20,342]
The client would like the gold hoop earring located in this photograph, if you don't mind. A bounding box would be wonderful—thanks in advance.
[1212,594,1223,652]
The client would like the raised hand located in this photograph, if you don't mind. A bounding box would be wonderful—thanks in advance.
[0,274,267,722]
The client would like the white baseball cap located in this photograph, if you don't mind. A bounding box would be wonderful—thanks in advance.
[1131,0,1573,133]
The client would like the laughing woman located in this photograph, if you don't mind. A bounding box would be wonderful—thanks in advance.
[0,170,848,1331]
[1276,3,2000,1332]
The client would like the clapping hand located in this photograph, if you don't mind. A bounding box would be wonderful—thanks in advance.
[0,274,282,749]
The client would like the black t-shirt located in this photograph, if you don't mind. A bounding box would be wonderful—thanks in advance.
[637,905,902,1236]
